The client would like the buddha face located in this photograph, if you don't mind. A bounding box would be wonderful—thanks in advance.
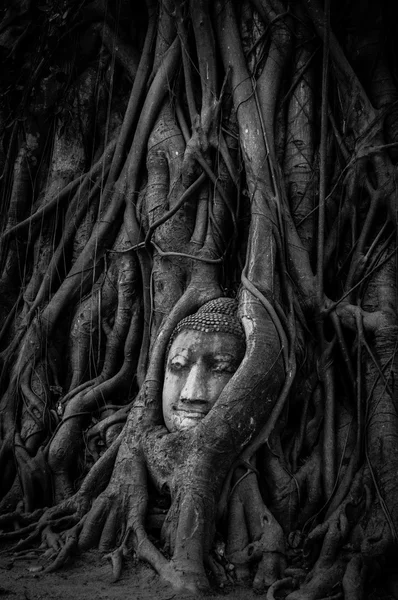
[162,329,245,433]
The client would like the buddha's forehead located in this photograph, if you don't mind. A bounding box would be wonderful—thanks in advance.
[168,329,244,358]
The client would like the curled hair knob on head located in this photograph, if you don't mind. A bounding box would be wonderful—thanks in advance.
[167,297,245,353]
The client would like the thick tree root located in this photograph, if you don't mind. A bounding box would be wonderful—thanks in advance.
[342,555,367,600]
[267,577,297,600]
[44,521,84,573]
[0,508,45,533]
[286,560,346,600]
[226,469,286,591]
[206,552,233,589]
[103,536,131,583]
[0,435,121,558]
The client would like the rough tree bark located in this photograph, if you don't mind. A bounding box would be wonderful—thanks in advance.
[0,0,398,597]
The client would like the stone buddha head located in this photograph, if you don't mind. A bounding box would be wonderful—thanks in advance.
[162,298,245,433]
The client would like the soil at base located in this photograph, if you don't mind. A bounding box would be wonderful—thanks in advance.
[0,548,396,600]
[0,548,259,600]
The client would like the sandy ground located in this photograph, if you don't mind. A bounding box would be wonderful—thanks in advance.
[1,547,397,600]
[0,548,265,600]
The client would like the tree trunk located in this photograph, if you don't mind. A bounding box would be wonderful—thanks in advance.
[1,0,398,596]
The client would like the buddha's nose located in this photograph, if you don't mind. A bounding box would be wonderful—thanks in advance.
[180,364,207,403]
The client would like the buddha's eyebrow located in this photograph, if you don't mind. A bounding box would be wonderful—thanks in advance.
[168,349,191,360]
[207,353,237,362]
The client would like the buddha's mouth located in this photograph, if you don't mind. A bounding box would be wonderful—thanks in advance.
[175,408,207,419]
[174,408,208,419]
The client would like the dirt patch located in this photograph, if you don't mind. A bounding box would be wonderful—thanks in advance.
[1,548,397,600]
[0,549,262,600]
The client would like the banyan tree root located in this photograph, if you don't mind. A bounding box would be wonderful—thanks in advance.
[342,555,367,600]
[1,1,398,598]
[18,288,285,593]
[283,467,371,600]
[226,468,286,591]
[0,430,122,554]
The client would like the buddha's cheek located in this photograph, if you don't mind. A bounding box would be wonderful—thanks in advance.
[162,375,182,431]
[205,374,234,405]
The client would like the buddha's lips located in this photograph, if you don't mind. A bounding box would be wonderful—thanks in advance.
[174,408,207,417]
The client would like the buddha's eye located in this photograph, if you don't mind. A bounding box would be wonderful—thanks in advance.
[211,360,236,374]
[169,357,188,372]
